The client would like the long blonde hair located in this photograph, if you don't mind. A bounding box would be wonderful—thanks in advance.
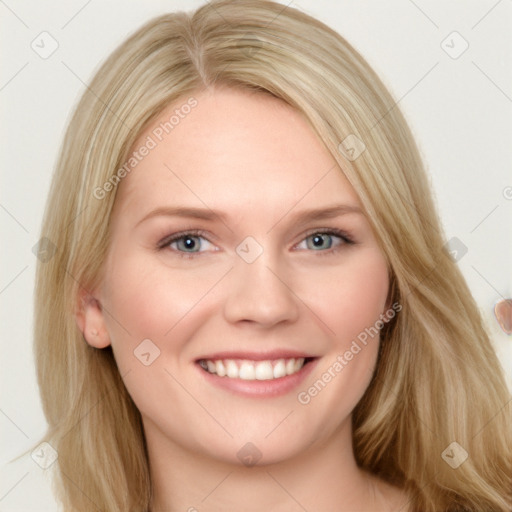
[33,1,512,510]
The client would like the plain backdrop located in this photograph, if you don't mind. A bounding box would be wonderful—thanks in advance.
[1,0,511,509]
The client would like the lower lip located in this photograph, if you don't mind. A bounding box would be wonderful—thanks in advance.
[196,359,319,398]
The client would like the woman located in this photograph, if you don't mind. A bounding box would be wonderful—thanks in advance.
[33,1,512,510]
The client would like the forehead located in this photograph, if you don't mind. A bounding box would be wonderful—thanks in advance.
[113,87,360,221]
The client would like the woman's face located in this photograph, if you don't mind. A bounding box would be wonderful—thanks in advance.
[90,87,390,465]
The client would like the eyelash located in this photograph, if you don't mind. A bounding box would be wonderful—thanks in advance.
[156,228,355,259]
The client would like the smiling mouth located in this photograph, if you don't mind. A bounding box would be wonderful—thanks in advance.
[197,357,315,381]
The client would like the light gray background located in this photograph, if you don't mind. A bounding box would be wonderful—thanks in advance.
[1,0,511,509]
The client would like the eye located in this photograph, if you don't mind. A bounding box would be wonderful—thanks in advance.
[171,235,203,252]
[158,231,217,256]
[295,229,353,252]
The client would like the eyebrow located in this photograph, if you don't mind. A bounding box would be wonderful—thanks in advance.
[136,204,363,228]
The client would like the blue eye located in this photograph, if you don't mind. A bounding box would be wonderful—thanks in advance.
[158,231,216,256]
[296,230,353,252]
[171,235,203,253]
[158,228,353,258]
[306,233,334,250]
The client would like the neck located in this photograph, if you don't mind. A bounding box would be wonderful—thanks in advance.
[146,419,399,512]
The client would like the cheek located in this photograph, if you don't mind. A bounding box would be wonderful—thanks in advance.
[298,250,389,412]
[100,253,225,364]
[98,254,216,417]
[300,250,389,344]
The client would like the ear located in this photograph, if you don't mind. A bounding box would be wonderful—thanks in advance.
[74,287,111,349]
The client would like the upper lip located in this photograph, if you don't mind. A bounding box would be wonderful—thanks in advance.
[196,350,318,362]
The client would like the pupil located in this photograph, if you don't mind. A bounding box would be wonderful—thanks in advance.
[313,235,324,247]
[184,237,196,249]
[308,233,332,250]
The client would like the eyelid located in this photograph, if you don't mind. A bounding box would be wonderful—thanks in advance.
[157,229,216,251]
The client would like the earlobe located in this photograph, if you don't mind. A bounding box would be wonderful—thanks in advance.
[74,289,111,349]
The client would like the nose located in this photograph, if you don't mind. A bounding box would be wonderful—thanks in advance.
[222,249,300,328]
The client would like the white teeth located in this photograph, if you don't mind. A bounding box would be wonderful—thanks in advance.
[200,357,308,380]
[273,359,286,378]
[255,361,274,380]
[215,360,226,377]
[239,362,256,380]
[226,360,239,378]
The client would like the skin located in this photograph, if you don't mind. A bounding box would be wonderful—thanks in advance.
[77,87,409,511]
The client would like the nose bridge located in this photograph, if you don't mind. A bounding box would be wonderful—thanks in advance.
[222,241,299,326]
